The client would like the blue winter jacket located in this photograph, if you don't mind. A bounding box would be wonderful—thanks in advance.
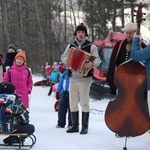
[131,37,150,90]
[56,70,70,93]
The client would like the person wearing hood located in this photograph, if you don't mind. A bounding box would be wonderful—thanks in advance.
[61,23,101,134]
[3,44,18,73]
[47,65,62,96]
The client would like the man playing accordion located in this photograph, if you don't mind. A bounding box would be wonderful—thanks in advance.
[61,23,101,134]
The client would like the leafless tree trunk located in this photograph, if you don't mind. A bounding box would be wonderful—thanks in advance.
[34,0,45,47]
[3,0,9,43]
[18,0,24,47]
[69,0,77,27]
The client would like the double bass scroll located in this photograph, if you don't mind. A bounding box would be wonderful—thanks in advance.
[135,2,146,35]
[125,2,146,52]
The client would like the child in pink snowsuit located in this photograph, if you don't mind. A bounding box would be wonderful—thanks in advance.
[3,50,33,108]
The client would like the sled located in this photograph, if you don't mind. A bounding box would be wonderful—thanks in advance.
[33,79,49,86]
[0,133,36,149]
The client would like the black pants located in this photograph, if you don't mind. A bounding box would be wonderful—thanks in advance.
[57,91,72,127]
[15,123,35,134]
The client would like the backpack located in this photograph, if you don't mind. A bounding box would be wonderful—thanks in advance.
[0,94,19,133]
[49,71,60,83]
[0,94,29,133]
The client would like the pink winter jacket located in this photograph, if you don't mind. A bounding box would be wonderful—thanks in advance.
[3,64,33,108]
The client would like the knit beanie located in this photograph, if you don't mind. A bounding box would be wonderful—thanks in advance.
[14,50,26,63]
[0,82,16,94]
[7,44,18,53]
[74,23,88,36]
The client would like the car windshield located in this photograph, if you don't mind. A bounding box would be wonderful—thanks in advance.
[99,48,113,72]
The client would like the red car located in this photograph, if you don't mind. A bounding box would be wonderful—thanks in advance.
[93,32,126,81]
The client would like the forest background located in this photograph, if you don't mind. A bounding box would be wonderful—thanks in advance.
[0,0,150,74]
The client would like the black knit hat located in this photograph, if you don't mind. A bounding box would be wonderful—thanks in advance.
[7,44,18,53]
[0,82,16,94]
[74,23,88,36]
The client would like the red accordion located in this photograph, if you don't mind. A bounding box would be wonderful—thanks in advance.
[66,47,95,76]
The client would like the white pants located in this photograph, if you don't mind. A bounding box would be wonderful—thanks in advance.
[69,82,91,112]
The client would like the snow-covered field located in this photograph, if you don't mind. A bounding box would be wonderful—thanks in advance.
[0,75,149,150]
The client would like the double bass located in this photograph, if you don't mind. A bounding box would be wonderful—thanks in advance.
[105,2,149,148]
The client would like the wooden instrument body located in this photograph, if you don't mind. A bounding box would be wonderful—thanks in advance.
[105,60,149,137]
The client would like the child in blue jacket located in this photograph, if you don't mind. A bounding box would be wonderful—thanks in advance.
[55,68,72,128]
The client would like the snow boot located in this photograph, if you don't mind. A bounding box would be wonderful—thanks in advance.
[3,136,15,145]
[66,111,79,133]
[48,85,52,96]
[80,112,89,134]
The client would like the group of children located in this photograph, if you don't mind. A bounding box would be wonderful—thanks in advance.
[2,44,33,109]
[45,61,65,96]
[0,43,73,146]
[0,44,35,146]
[45,61,72,128]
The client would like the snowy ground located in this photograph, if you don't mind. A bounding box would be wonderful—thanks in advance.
[0,75,149,150]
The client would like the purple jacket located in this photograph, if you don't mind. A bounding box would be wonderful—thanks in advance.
[3,64,33,108]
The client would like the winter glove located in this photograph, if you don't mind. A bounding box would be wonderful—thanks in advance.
[56,92,60,100]
[28,87,32,94]
[54,100,60,111]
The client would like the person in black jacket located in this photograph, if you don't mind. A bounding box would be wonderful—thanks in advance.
[0,82,35,145]
[106,22,146,96]
[3,44,18,73]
